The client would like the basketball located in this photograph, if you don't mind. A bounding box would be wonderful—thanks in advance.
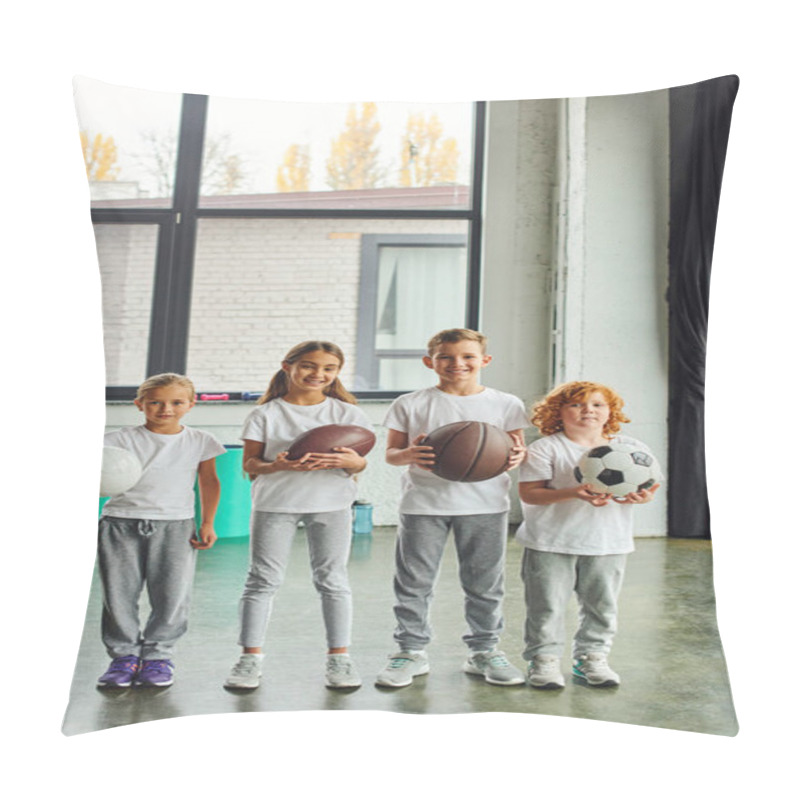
[421,421,512,482]
[286,424,376,460]
[100,446,143,497]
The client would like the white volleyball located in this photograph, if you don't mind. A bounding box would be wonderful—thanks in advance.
[100,446,143,497]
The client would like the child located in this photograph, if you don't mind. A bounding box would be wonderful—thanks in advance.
[517,381,660,690]
[224,341,371,691]
[97,373,225,689]
[375,329,528,688]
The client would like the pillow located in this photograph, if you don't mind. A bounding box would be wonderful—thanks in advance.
[63,75,738,737]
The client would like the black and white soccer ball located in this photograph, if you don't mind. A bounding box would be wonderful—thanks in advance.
[575,441,662,498]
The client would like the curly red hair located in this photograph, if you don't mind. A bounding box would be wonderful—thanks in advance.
[531,381,630,437]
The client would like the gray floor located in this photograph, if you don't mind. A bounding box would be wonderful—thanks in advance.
[62,528,738,736]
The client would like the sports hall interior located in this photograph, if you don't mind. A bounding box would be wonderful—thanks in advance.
[63,77,738,736]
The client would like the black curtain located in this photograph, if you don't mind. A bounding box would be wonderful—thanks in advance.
[668,75,739,538]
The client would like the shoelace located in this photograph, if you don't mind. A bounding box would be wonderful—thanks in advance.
[142,660,173,674]
[232,661,258,676]
[109,657,139,673]
[327,658,354,675]
[388,657,414,670]
[486,653,511,668]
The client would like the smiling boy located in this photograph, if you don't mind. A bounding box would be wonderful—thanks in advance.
[375,329,529,688]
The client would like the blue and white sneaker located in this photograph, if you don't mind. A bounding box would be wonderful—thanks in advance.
[463,650,525,686]
[572,653,620,687]
[375,652,430,688]
[135,659,175,687]
[97,656,140,688]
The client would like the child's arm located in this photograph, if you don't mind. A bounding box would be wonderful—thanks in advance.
[505,429,527,471]
[193,457,221,550]
[385,429,436,470]
[519,480,613,507]
[242,438,323,475]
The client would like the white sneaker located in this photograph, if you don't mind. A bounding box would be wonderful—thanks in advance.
[325,654,362,689]
[224,654,263,689]
[572,653,620,687]
[375,652,430,688]
[463,650,525,686]
[526,654,565,689]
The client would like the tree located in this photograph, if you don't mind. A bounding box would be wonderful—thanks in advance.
[276,144,311,192]
[325,102,383,190]
[80,130,119,181]
[398,113,459,187]
[133,130,247,198]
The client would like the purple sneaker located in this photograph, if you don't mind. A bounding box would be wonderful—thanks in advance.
[135,659,175,687]
[97,656,141,688]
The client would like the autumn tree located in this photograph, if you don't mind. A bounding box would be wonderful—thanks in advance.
[325,102,383,190]
[276,144,311,192]
[133,130,247,198]
[398,113,459,187]
[80,131,119,181]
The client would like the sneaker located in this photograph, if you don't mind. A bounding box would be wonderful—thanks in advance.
[224,654,263,690]
[135,659,175,687]
[463,650,525,686]
[97,656,140,688]
[526,655,565,689]
[375,652,430,688]
[325,654,362,689]
[572,653,620,687]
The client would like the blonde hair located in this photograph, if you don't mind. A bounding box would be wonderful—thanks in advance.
[531,381,630,437]
[257,341,357,405]
[135,373,196,403]
[427,328,487,355]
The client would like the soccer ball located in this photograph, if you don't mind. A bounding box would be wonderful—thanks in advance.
[100,446,143,497]
[575,442,662,498]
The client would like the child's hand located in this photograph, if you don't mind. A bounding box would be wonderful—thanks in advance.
[192,523,218,550]
[575,485,613,506]
[505,431,526,471]
[406,434,436,470]
[613,483,661,505]
[272,451,325,472]
[303,447,366,473]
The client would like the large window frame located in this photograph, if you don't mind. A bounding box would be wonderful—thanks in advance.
[93,94,486,401]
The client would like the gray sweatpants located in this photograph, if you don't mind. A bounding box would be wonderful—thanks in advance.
[238,509,353,650]
[97,516,198,660]
[520,548,627,660]
[393,512,508,652]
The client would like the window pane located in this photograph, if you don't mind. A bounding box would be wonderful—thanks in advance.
[73,77,181,207]
[94,224,159,385]
[199,96,475,210]
[185,218,468,393]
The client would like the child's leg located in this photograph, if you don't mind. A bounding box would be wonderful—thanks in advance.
[572,554,627,658]
[237,511,298,650]
[304,509,353,651]
[140,519,197,660]
[392,514,451,651]
[97,517,148,658]
[451,512,508,652]
[520,549,575,661]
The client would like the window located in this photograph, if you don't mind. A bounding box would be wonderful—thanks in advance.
[77,81,485,399]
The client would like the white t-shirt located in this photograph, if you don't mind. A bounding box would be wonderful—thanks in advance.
[242,396,373,514]
[101,425,226,520]
[515,432,655,556]
[383,385,529,515]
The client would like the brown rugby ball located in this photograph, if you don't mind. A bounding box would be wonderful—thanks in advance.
[421,421,512,482]
[286,424,376,460]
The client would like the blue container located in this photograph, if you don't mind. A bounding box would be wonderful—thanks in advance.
[352,502,374,535]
